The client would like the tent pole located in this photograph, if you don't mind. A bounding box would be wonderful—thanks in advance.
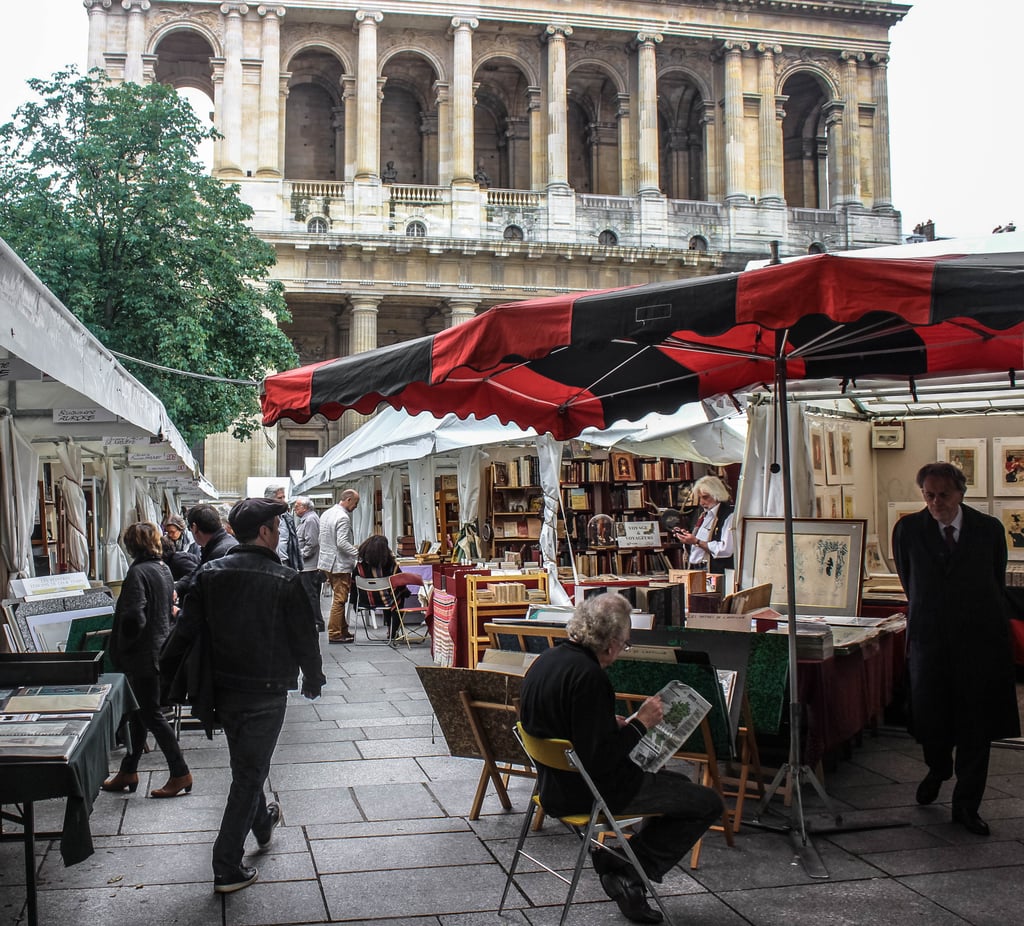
[748,340,840,878]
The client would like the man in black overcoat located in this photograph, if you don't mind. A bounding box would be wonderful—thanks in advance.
[892,461,1020,836]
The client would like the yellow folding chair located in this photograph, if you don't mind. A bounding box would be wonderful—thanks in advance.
[498,721,675,926]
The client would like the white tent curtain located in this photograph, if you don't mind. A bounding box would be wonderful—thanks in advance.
[380,467,404,549]
[134,477,161,525]
[352,474,375,546]
[102,457,128,582]
[536,433,572,606]
[457,447,482,524]
[0,414,40,588]
[55,440,90,573]
[407,458,437,546]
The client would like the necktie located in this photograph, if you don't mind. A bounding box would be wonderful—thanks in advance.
[944,524,956,550]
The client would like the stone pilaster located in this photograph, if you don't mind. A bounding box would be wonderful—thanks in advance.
[838,50,864,207]
[446,298,478,326]
[341,76,357,181]
[823,100,844,209]
[84,0,112,73]
[634,32,662,195]
[871,53,893,212]
[543,24,572,190]
[121,0,150,84]
[256,5,285,177]
[218,2,249,177]
[349,295,381,354]
[354,9,383,180]
[722,40,750,204]
[527,86,543,190]
[757,43,784,205]
[449,18,478,185]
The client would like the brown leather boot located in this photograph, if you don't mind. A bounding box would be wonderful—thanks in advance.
[150,772,193,798]
[101,771,139,793]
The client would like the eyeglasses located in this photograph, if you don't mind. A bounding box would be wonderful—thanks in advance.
[616,638,632,652]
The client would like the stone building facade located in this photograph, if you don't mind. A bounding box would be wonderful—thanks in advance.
[84,0,908,487]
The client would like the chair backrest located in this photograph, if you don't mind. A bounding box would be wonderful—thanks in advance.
[514,721,577,773]
[354,574,398,610]
[354,575,393,593]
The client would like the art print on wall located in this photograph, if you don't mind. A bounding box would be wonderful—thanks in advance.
[809,421,826,486]
[824,424,844,485]
[993,500,1024,561]
[937,438,987,498]
[992,437,1024,497]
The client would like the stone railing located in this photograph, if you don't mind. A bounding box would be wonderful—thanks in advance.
[486,188,542,208]
[388,184,446,205]
[289,180,346,201]
[669,199,725,219]
[789,207,840,225]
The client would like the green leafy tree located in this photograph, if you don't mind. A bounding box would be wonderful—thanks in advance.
[0,69,297,445]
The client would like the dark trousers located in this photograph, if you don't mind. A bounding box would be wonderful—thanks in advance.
[119,672,188,778]
[300,570,325,629]
[212,690,287,879]
[922,736,992,813]
[618,768,724,881]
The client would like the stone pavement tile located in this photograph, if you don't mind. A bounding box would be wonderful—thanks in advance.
[822,820,949,855]
[270,740,362,764]
[352,781,447,821]
[356,736,449,760]
[718,878,972,926]
[223,878,327,926]
[277,723,363,746]
[311,700,404,723]
[394,698,437,718]
[241,846,318,881]
[861,838,1024,876]
[416,755,490,782]
[833,747,930,784]
[321,862,517,920]
[29,880,222,926]
[312,830,495,874]
[360,721,436,740]
[271,756,426,790]
[515,891,752,926]
[115,791,227,836]
[274,785,364,826]
[306,816,469,841]
[36,841,213,888]
[427,777,522,821]
[898,866,1024,926]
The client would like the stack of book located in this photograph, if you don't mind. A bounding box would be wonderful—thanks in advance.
[767,621,834,659]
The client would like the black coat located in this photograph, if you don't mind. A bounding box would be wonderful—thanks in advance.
[109,555,175,677]
[893,505,1020,744]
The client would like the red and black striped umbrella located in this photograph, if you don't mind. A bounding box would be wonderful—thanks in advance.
[262,248,1024,439]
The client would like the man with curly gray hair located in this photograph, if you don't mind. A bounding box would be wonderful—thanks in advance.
[520,592,722,924]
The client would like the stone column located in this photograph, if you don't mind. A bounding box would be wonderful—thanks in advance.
[122,0,150,84]
[449,17,478,185]
[349,295,381,354]
[722,40,749,203]
[446,298,478,326]
[84,0,112,73]
[332,106,346,182]
[634,32,662,195]
[527,86,543,189]
[757,43,784,205]
[354,9,383,180]
[543,24,572,189]
[823,101,843,209]
[701,101,719,201]
[256,5,284,177]
[341,76,357,181]
[870,53,893,212]
[434,82,451,185]
[838,50,864,207]
[278,75,290,176]
[219,3,248,177]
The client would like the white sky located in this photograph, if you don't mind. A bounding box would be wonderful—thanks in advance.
[1,0,1020,240]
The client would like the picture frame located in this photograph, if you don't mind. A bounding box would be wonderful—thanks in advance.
[887,501,922,550]
[738,517,867,616]
[862,534,892,576]
[993,500,1024,561]
[824,424,844,485]
[936,437,987,498]
[610,452,636,482]
[871,422,905,450]
[839,428,854,483]
[809,421,826,486]
[992,437,1024,497]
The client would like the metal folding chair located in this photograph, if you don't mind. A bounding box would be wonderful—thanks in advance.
[499,721,675,926]
[352,575,394,645]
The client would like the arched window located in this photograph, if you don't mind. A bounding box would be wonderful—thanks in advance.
[503,225,524,241]
[598,229,618,246]
[307,217,329,234]
[808,242,825,254]
[406,221,427,237]
[688,235,708,252]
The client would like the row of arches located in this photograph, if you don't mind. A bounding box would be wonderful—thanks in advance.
[153,27,838,208]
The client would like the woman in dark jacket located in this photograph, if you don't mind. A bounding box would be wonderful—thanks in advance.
[102,521,193,799]
[356,535,412,641]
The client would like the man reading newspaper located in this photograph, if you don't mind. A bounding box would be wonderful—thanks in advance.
[520,592,722,924]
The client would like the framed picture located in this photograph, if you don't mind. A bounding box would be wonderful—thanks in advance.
[738,517,866,616]
[887,501,922,549]
[842,487,856,519]
[937,437,987,498]
[824,424,844,485]
[863,534,892,576]
[610,452,636,482]
[993,500,1024,561]
[809,421,826,485]
[992,437,1024,496]
[839,428,854,483]
[871,422,905,450]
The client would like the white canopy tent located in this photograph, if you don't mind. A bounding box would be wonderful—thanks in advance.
[0,238,216,591]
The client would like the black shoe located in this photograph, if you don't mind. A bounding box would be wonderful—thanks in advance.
[590,845,630,878]
[255,801,281,849]
[916,773,943,805]
[952,807,990,836]
[213,865,259,894]
[599,871,664,924]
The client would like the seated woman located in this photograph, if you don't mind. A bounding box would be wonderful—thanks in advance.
[355,535,419,641]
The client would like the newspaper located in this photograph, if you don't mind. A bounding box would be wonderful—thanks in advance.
[628,680,712,773]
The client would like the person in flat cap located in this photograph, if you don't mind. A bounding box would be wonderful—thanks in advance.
[162,496,325,894]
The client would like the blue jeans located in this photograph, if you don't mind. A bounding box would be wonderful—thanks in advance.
[211,690,287,879]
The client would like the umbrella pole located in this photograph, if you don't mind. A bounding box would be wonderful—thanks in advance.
[748,346,841,878]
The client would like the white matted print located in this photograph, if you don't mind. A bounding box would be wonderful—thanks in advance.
[887,501,922,549]
[825,424,844,485]
[994,500,1024,560]
[809,421,826,486]
[937,438,987,498]
[992,437,1024,497]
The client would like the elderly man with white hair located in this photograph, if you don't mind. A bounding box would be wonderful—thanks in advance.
[292,496,323,630]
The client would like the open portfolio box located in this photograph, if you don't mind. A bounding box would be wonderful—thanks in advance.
[628,680,712,773]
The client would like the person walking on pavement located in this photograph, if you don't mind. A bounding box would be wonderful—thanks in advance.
[161,497,326,893]
[318,488,360,644]
[892,460,1021,836]
[176,503,239,599]
[267,485,303,572]
[292,495,324,630]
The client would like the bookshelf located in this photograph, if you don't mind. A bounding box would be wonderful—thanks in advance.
[436,474,459,554]
[465,572,549,666]
[488,457,547,558]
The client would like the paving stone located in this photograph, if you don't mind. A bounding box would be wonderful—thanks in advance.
[898,866,1024,926]
[271,757,427,790]
[223,877,327,926]
[351,781,447,821]
[355,736,449,759]
[313,830,494,874]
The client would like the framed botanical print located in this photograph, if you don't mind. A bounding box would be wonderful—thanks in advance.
[992,437,1024,497]
[936,438,986,498]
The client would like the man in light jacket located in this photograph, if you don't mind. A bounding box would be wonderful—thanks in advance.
[317,488,360,644]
